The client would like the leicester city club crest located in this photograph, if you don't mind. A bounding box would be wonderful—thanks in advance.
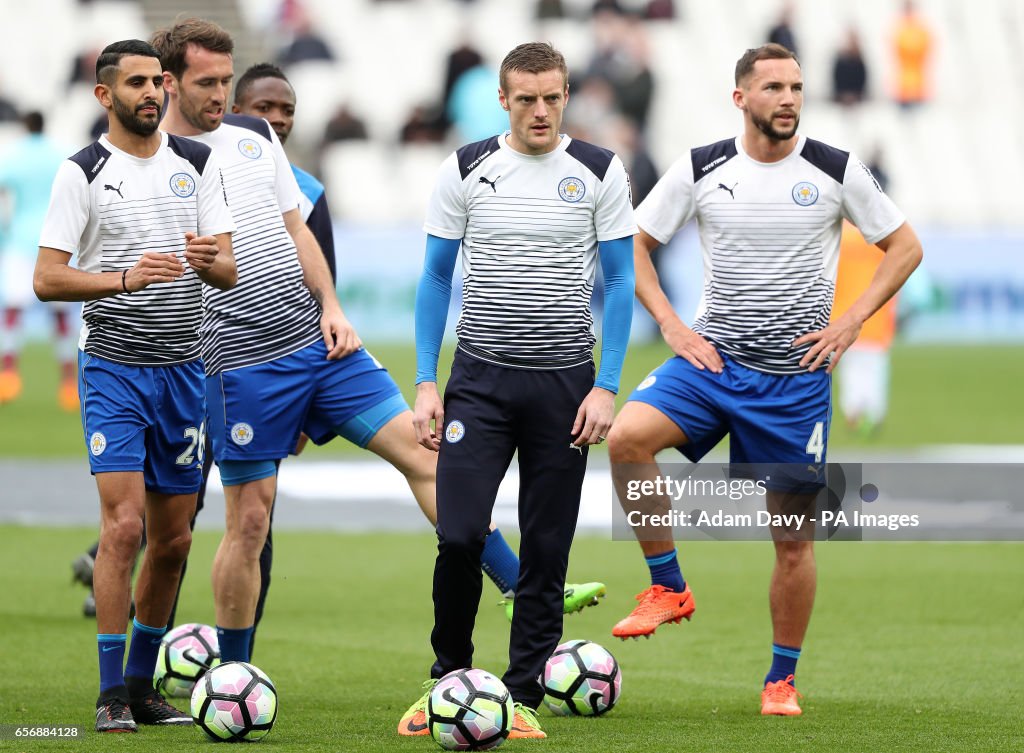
[169,173,196,198]
[445,420,466,444]
[791,181,819,206]
[90,432,107,456]
[558,177,586,203]
[231,422,255,445]
[238,139,262,159]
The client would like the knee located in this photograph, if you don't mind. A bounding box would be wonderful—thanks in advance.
[101,514,144,561]
[148,529,193,569]
[775,541,814,570]
[230,505,270,550]
[607,421,656,464]
[436,525,486,555]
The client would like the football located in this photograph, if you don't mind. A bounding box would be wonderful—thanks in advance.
[154,622,220,698]
[190,661,278,742]
[543,639,621,716]
[427,668,513,751]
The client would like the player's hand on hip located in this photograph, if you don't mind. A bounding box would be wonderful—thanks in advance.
[413,383,444,452]
[320,307,362,359]
[662,320,723,373]
[571,387,616,448]
[125,251,185,291]
[794,316,863,373]
[183,232,220,272]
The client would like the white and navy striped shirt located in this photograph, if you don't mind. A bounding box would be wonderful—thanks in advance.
[637,135,905,374]
[425,133,635,368]
[39,132,234,366]
[188,115,322,375]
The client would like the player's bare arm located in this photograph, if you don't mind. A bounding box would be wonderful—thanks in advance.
[184,231,236,289]
[34,246,184,301]
[634,229,723,373]
[795,221,923,373]
[571,387,616,447]
[283,207,361,359]
[413,382,445,451]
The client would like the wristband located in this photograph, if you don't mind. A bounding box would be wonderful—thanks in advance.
[121,269,131,295]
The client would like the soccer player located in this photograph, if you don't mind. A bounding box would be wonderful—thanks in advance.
[399,42,636,739]
[607,44,923,715]
[34,39,236,732]
[0,112,77,409]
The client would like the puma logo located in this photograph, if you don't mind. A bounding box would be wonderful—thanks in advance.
[479,175,500,192]
[104,181,124,199]
[717,182,737,199]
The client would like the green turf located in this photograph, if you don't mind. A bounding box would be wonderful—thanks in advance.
[0,526,1020,751]
[2,341,1024,458]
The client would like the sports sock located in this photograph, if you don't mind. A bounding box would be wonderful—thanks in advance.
[124,618,166,697]
[765,643,801,686]
[97,633,127,693]
[217,625,254,663]
[646,549,686,593]
[481,528,519,596]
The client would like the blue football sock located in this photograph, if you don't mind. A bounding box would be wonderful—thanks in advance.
[217,625,254,663]
[97,633,127,694]
[481,528,520,596]
[765,643,801,686]
[646,549,686,593]
[124,618,166,695]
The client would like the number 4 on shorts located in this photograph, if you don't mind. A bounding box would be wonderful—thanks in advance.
[805,422,824,463]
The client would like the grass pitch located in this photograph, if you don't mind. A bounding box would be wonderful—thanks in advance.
[0,526,1021,752]
[3,341,1024,458]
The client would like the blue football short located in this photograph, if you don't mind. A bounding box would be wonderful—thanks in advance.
[626,354,831,492]
[206,341,407,463]
[78,351,206,495]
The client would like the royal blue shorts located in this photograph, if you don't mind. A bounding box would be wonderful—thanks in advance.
[78,351,205,495]
[206,341,407,463]
[626,354,831,492]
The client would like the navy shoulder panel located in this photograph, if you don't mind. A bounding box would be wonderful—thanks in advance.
[565,138,614,181]
[800,138,849,184]
[690,138,737,182]
[456,136,500,180]
[222,113,273,141]
[69,142,112,184]
[167,134,211,174]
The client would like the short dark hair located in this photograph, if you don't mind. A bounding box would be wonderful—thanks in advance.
[499,42,568,92]
[23,111,44,134]
[234,62,291,105]
[150,18,234,80]
[734,43,799,86]
[95,39,161,85]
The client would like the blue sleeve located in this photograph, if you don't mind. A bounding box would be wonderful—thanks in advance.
[595,235,635,393]
[306,193,337,283]
[415,234,461,384]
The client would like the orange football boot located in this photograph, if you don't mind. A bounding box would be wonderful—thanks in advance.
[508,703,546,739]
[397,679,435,736]
[761,675,803,716]
[611,584,695,639]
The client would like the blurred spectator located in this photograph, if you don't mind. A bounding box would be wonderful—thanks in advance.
[767,2,798,56]
[0,92,17,122]
[865,146,890,193]
[0,112,77,409]
[535,0,566,19]
[592,0,623,14]
[278,17,336,65]
[448,65,506,143]
[67,48,100,88]
[399,104,447,144]
[832,27,868,106]
[586,12,655,131]
[442,41,484,120]
[891,0,932,108]
[564,76,617,142]
[645,0,676,20]
[322,103,369,143]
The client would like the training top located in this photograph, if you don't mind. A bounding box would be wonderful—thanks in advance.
[39,132,234,366]
[636,134,905,374]
[425,132,635,369]
[188,115,322,375]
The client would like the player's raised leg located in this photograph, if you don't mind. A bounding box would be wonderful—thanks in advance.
[608,400,696,639]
